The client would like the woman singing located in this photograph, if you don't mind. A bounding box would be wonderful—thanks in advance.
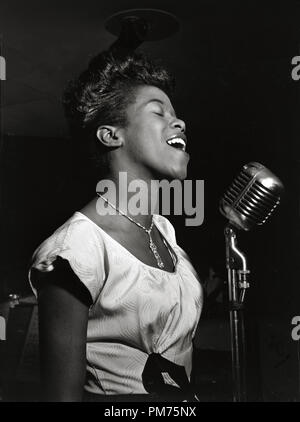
[28,50,203,402]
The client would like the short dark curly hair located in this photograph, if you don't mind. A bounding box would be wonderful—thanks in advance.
[63,50,175,169]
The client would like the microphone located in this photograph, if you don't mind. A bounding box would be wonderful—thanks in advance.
[219,162,284,231]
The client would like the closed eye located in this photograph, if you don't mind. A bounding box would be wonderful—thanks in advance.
[153,111,164,116]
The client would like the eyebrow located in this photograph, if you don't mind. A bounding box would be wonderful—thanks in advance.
[145,99,164,106]
[144,99,176,116]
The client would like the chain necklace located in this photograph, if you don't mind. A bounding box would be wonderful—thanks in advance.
[96,192,166,269]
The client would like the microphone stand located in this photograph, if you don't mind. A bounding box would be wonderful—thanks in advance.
[224,225,250,402]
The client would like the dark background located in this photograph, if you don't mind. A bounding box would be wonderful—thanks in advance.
[0,0,299,401]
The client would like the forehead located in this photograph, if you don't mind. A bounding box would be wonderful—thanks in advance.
[132,85,174,111]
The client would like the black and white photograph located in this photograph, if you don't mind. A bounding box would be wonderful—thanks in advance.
[0,0,299,405]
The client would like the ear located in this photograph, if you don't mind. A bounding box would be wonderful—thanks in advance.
[96,126,123,148]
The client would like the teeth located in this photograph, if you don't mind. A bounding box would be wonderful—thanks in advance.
[166,137,186,151]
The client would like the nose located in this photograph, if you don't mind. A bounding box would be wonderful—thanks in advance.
[171,116,186,133]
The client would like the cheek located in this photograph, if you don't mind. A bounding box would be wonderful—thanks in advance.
[124,115,165,160]
[128,127,159,155]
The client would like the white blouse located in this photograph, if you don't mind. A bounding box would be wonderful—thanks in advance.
[29,212,203,395]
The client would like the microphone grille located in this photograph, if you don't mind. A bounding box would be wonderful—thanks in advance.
[220,162,284,230]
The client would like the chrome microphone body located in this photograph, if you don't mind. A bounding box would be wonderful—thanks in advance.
[219,161,284,402]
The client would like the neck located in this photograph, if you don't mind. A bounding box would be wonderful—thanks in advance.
[95,169,159,229]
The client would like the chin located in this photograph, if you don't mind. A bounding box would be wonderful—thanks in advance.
[175,169,188,181]
[164,165,188,181]
[152,157,189,181]
[171,152,190,180]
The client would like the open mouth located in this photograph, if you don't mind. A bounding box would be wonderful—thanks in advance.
[166,137,186,152]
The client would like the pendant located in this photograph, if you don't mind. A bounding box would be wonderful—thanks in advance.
[149,236,165,269]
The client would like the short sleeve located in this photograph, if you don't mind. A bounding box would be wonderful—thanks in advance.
[28,218,107,304]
